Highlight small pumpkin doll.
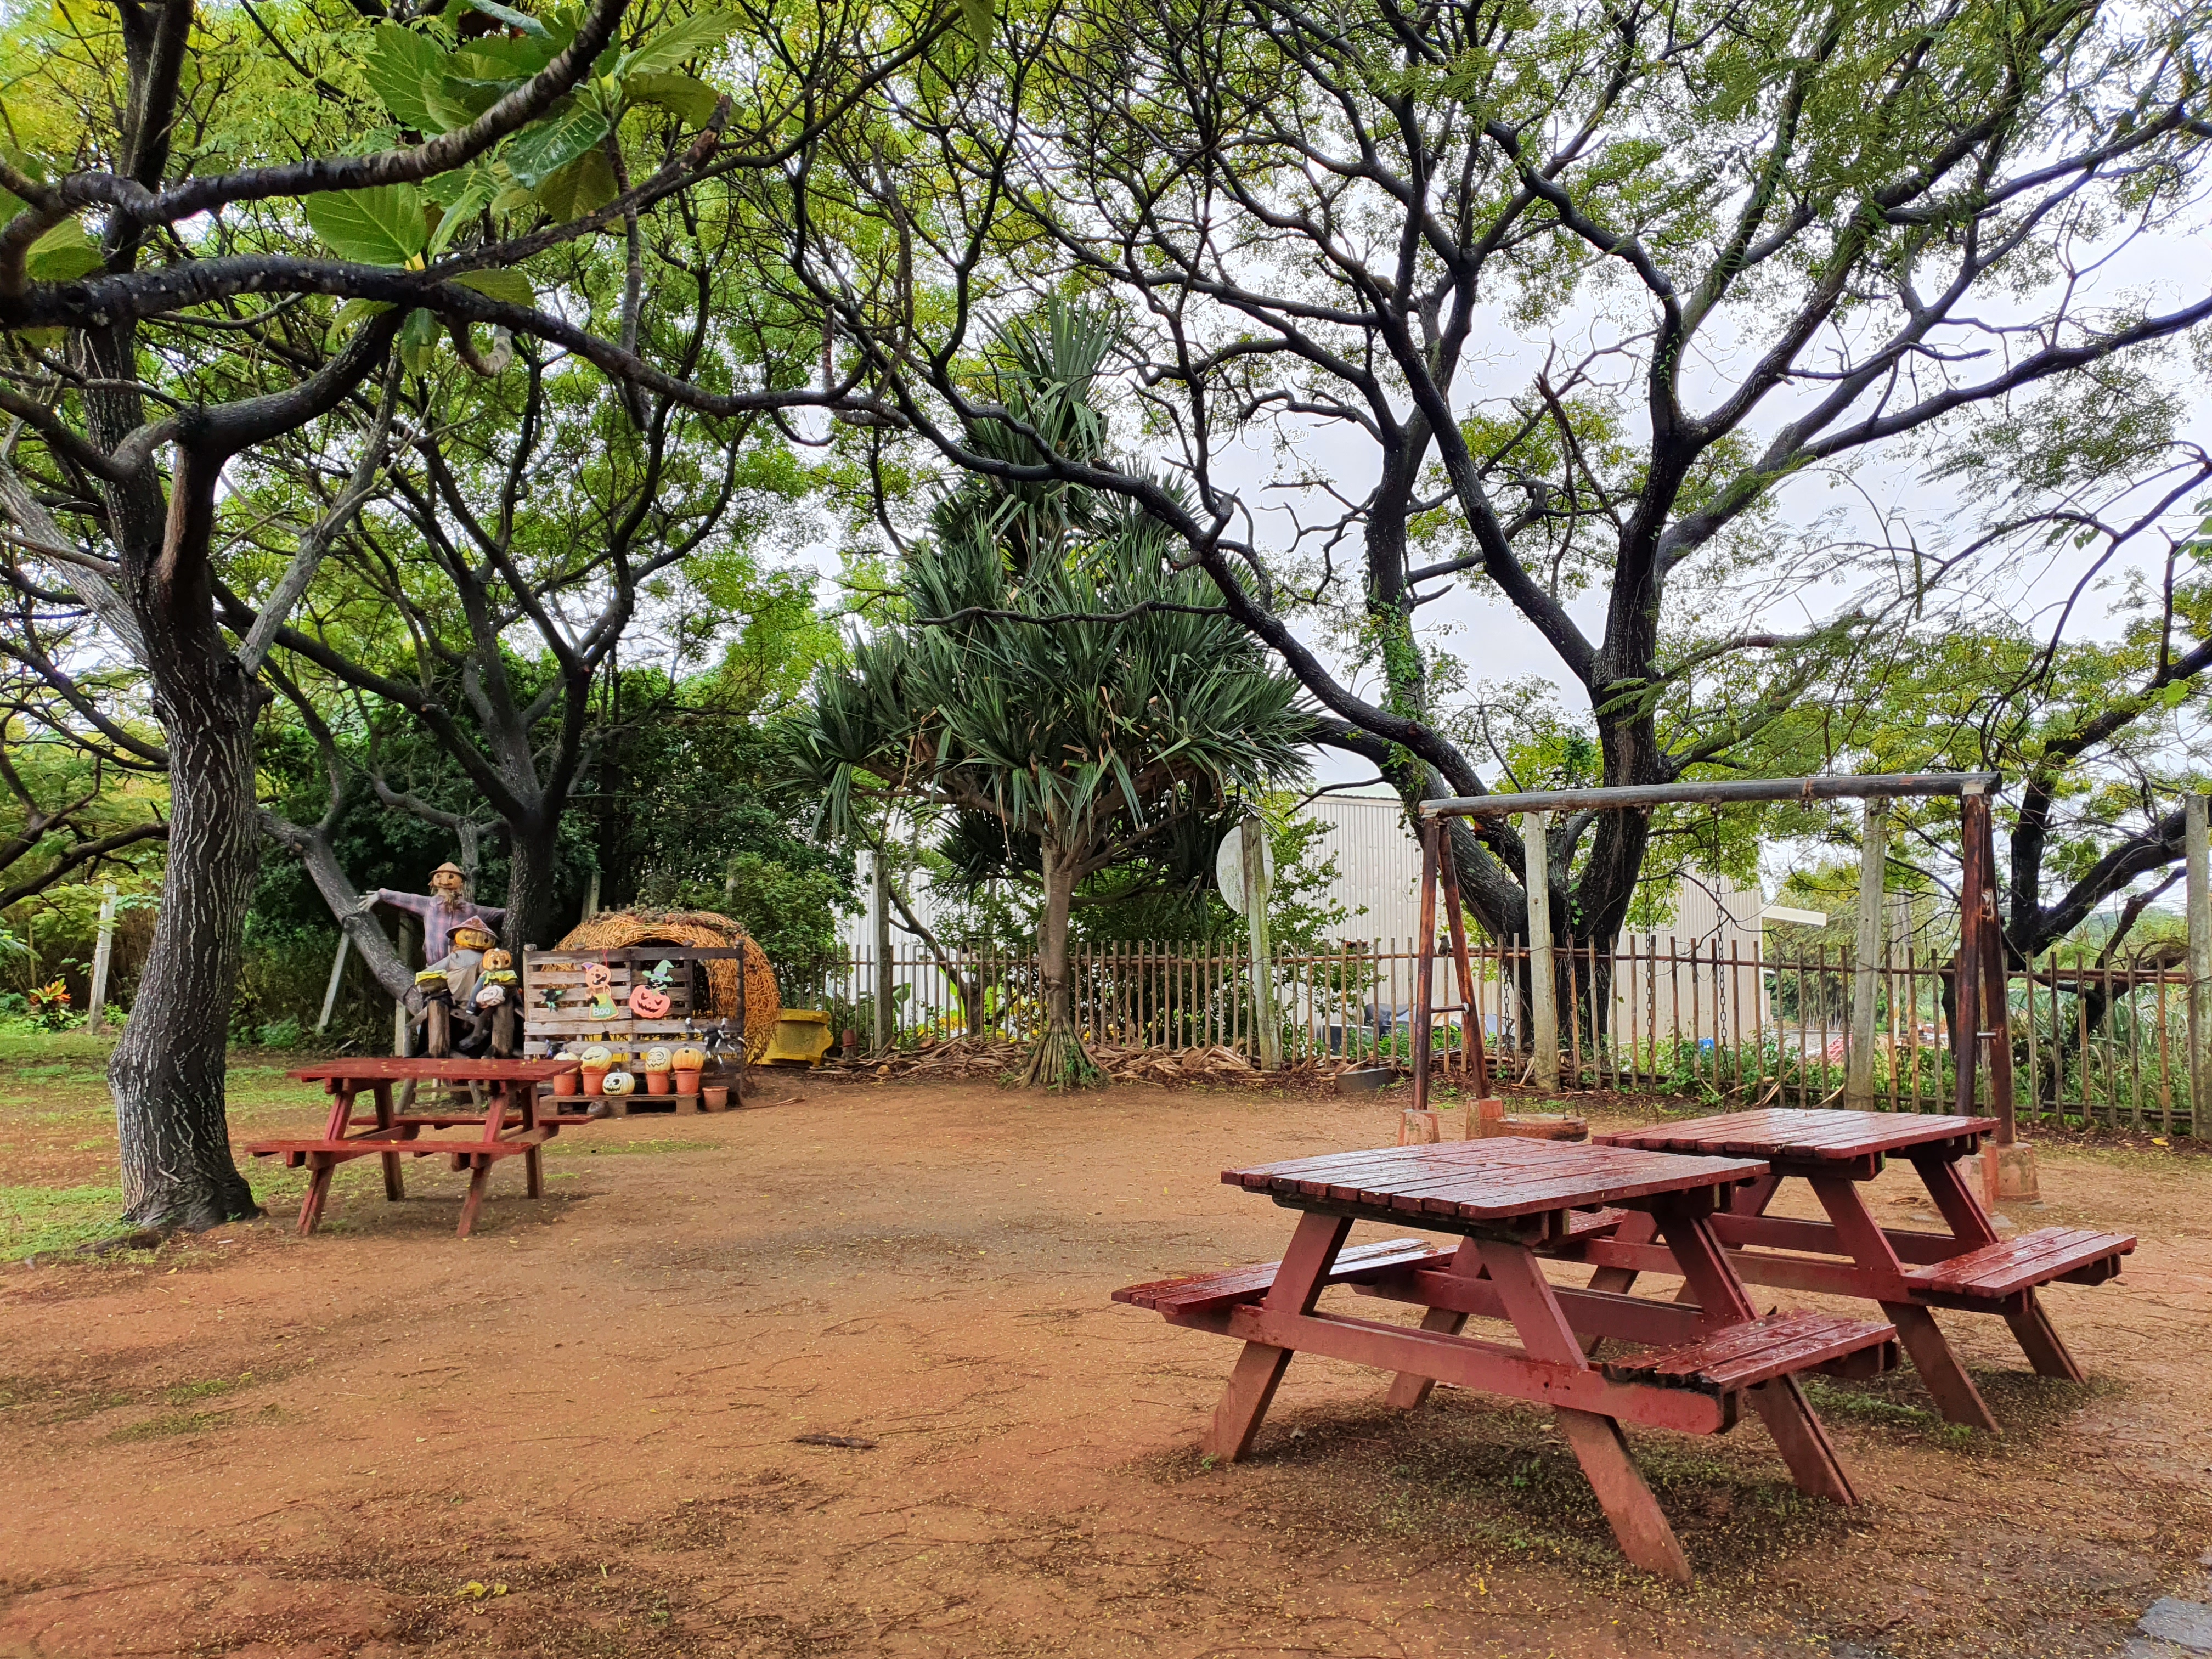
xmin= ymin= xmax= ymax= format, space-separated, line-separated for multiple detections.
xmin=582 ymin=960 xmax=618 ymax=1020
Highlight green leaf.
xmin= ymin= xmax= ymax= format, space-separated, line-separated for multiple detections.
xmin=533 ymin=146 xmax=617 ymax=219
xmin=625 ymin=70 xmax=718 ymax=127
xmin=425 ymin=171 xmax=495 ymax=256
xmin=363 ymin=25 xmax=448 ymax=132
xmin=459 ymin=0 xmax=549 ymax=37
xmin=334 ymin=298 xmax=395 ymax=327
xmin=25 ymin=219 xmax=103 ymax=281
xmin=959 ymin=0 xmax=992 ymax=47
xmin=426 ymin=72 xmax=511 ymax=132
xmin=503 ymin=97 xmax=611 ymax=189
xmin=617 ymin=10 xmax=736 ymax=78
xmin=453 ymin=33 xmax=562 ymax=78
xmin=399 ymin=307 xmax=442 ymax=375
xmin=304 ymin=184 xmax=428 ymax=266
xmin=451 ymin=267 xmax=534 ymax=307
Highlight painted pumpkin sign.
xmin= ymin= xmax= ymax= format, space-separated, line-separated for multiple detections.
xmin=628 ymin=984 xmax=672 ymax=1019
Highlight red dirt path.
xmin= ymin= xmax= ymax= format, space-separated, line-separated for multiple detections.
xmin=4 ymin=1076 xmax=2211 ymax=1658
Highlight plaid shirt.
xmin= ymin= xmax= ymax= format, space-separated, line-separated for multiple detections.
xmin=373 ymin=889 xmax=507 ymax=963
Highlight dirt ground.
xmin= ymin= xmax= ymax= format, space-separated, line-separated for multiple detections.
xmin=4 ymin=1056 xmax=2211 ymax=1659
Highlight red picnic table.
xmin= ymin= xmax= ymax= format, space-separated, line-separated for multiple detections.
xmin=1579 ymin=1109 xmax=2135 ymax=1431
xmin=247 ymin=1058 xmax=583 ymax=1239
xmin=1115 ymin=1138 xmax=1900 ymax=1581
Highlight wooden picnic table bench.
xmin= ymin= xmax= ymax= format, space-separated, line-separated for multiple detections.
xmin=1114 ymin=1138 xmax=1898 ymax=1581
xmin=247 ymin=1057 xmax=583 ymax=1239
xmin=1583 ymin=1109 xmax=2135 ymax=1431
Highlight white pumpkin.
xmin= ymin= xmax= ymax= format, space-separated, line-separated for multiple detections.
xmin=642 ymin=1045 xmax=673 ymax=1073
xmin=601 ymin=1069 xmax=637 ymax=1097
xmin=580 ymin=1045 xmax=613 ymax=1067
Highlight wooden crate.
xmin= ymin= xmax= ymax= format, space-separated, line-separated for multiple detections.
xmin=520 ymin=947 xmax=749 ymax=1075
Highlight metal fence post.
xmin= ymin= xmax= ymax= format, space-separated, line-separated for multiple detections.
xmin=873 ymin=852 xmax=893 ymax=1054
xmin=1844 ymin=798 xmax=1889 ymax=1108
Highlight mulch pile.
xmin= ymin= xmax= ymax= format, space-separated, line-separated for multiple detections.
xmin=808 ymin=1035 xmax=1395 ymax=1094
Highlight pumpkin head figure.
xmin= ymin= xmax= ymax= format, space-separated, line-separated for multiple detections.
xmin=628 ymin=984 xmax=672 ymax=1019
xmin=481 ymin=947 xmax=512 ymax=973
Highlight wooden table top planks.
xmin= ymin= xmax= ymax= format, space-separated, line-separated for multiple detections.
xmin=1595 ymin=1107 xmax=1996 ymax=1164
xmin=1223 ymin=1138 xmax=1770 ymax=1224
xmin=286 ymin=1057 xmax=578 ymax=1085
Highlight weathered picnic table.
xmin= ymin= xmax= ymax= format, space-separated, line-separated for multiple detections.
xmin=1582 ymin=1109 xmax=2135 ymax=1431
xmin=246 ymin=1057 xmax=582 ymax=1239
xmin=1115 ymin=1138 xmax=1900 ymax=1581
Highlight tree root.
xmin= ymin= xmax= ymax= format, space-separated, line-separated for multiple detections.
xmin=1018 ymin=1024 xmax=1103 ymax=1091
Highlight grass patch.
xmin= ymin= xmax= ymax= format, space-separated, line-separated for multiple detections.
xmin=165 ymin=1373 xmax=252 ymax=1406
xmin=0 ymin=1183 xmax=126 ymax=1261
xmin=110 ymin=1408 xmax=234 ymax=1442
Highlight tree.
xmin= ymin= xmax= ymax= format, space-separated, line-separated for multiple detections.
xmin=0 ymin=0 xmax=952 ymax=1229
xmin=783 ymin=307 xmax=1311 ymax=1085
xmin=772 ymin=0 xmax=2212 ymax=988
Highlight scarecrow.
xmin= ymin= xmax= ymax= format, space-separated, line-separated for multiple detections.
xmin=358 ymin=861 xmax=507 ymax=1006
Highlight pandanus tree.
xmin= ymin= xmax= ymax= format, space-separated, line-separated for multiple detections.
xmin=786 ymin=311 xmax=1310 ymax=1086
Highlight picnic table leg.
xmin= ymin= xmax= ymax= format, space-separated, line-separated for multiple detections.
xmin=1911 ymin=1152 xmax=2084 ymax=1381
xmin=1386 ymin=1236 xmax=1484 ymax=1408
xmin=1475 ymin=1234 xmax=1691 ymax=1582
xmin=297 ymin=1153 xmax=336 ymax=1235
xmin=372 ymin=1082 xmax=404 ymax=1201
xmin=456 ymin=1156 xmax=491 ymax=1239
xmin=1652 ymin=1196 xmax=1859 ymax=1506
xmin=2001 ymin=1291 xmax=2084 ymax=1381
xmin=1201 ymin=1211 xmax=1350 ymax=1462
xmin=1810 ymin=1173 xmax=1998 ymax=1432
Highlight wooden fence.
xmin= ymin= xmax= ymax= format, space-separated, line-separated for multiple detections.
xmin=784 ymin=936 xmax=2199 ymax=1133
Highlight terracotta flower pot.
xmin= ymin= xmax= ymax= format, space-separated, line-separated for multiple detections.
xmin=701 ymin=1085 xmax=730 ymax=1112
xmin=582 ymin=1065 xmax=610 ymax=1097
xmin=553 ymin=1069 xmax=582 ymax=1098
xmin=674 ymin=1068 xmax=701 ymax=1094
xmin=646 ymin=1070 xmax=673 ymax=1096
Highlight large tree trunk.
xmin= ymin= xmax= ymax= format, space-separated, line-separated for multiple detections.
xmin=105 ymin=451 xmax=261 ymax=1230
xmin=503 ymin=810 xmax=566 ymax=951
xmin=1020 ymin=836 xmax=1099 ymax=1089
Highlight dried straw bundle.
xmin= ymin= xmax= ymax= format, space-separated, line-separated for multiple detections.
xmin=554 ymin=909 xmax=781 ymax=1059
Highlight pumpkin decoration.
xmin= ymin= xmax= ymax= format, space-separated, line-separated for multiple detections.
xmin=671 ymin=1045 xmax=707 ymax=1073
xmin=601 ymin=1068 xmax=637 ymax=1097
xmin=452 ymin=920 xmax=498 ymax=953
xmin=481 ymin=947 xmax=513 ymax=973
xmin=642 ymin=1046 xmax=673 ymax=1073
xmin=578 ymin=1043 xmax=613 ymax=1096
xmin=628 ymin=983 xmax=672 ymax=1019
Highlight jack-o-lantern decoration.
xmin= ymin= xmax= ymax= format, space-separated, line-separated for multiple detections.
xmin=481 ymin=947 xmax=512 ymax=973
xmin=601 ymin=1069 xmax=636 ymax=1097
xmin=642 ymin=1046 xmax=673 ymax=1073
xmin=452 ymin=921 xmax=497 ymax=953
xmin=628 ymin=984 xmax=672 ymax=1019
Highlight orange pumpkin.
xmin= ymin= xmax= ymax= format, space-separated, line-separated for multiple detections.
xmin=628 ymin=984 xmax=672 ymax=1019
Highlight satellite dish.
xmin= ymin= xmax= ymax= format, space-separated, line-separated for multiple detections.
xmin=1214 ymin=825 xmax=1276 ymax=916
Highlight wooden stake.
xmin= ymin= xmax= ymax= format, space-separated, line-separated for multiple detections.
xmin=1844 ymin=798 xmax=1889 ymax=1109
xmin=2189 ymin=794 xmax=2210 ymax=1128
xmin=1243 ymin=815 xmax=1281 ymax=1070
xmin=1525 ymin=811 xmax=1558 ymax=1090
xmin=316 ymin=929 xmax=351 ymax=1034
xmin=87 ymin=883 xmax=116 ymax=1029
